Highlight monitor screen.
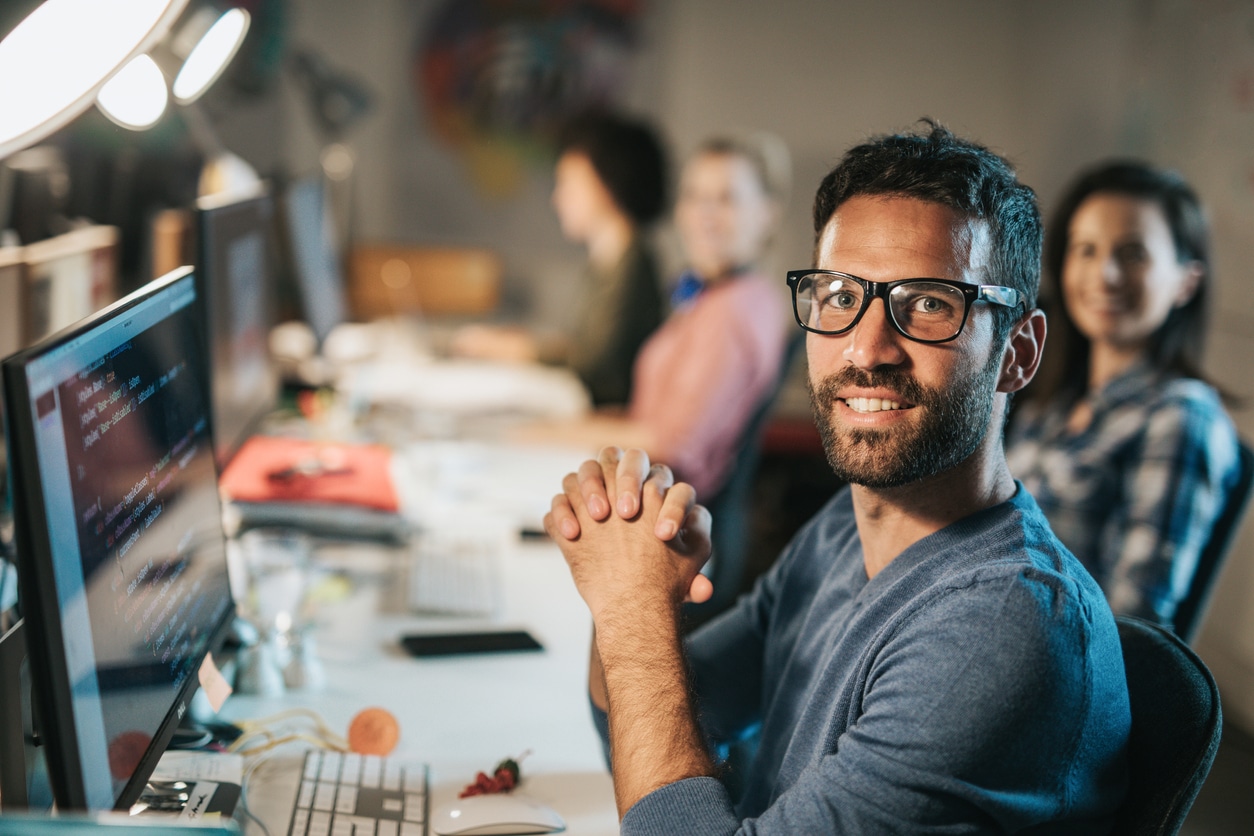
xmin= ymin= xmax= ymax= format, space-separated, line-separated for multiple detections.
xmin=281 ymin=176 xmax=347 ymax=344
xmin=1 ymin=268 xmax=234 ymax=811
xmin=195 ymin=189 xmax=279 ymax=468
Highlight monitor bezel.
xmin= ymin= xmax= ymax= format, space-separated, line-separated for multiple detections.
xmin=1 ymin=266 xmax=236 ymax=811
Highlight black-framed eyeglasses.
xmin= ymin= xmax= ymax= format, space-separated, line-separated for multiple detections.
xmin=786 ymin=270 xmax=1024 ymax=344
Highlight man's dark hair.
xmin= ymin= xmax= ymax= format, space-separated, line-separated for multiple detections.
xmin=812 ymin=120 xmax=1041 ymax=342
xmin=1033 ymin=159 xmax=1215 ymax=406
xmin=558 ymin=111 xmax=668 ymax=227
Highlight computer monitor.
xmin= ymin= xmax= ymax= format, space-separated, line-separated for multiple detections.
xmin=1 ymin=267 xmax=235 ymax=811
xmin=280 ymin=175 xmax=348 ymax=345
xmin=194 ymin=188 xmax=280 ymax=468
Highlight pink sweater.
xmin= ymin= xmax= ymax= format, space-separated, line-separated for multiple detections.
xmin=629 ymin=273 xmax=788 ymax=498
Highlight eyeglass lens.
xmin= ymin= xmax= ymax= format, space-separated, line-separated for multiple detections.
xmin=795 ymin=273 xmax=968 ymax=341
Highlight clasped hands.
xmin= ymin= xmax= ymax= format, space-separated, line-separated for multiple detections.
xmin=543 ymin=447 xmax=714 ymax=620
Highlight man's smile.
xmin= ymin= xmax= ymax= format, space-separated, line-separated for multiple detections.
xmin=842 ymin=396 xmax=906 ymax=414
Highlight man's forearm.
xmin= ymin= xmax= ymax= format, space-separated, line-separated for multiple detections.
xmin=589 ymin=630 xmax=609 ymax=712
xmin=596 ymin=606 xmax=716 ymax=817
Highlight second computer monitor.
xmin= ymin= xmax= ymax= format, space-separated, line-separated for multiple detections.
xmin=194 ymin=188 xmax=280 ymax=469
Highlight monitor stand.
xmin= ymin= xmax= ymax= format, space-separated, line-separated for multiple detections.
xmin=0 ymin=619 xmax=53 ymax=811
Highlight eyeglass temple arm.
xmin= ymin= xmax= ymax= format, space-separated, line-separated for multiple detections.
xmin=978 ymin=285 xmax=1023 ymax=309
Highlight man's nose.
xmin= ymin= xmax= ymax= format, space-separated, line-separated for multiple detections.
xmin=842 ymin=298 xmax=907 ymax=368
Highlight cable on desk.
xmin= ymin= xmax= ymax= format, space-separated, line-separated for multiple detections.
xmin=227 ymin=707 xmax=349 ymax=758
xmin=235 ymin=773 xmax=273 ymax=836
xmin=235 ymin=745 xmax=293 ymax=836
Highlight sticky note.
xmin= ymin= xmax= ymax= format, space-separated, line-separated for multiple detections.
xmin=198 ymin=652 xmax=233 ymax=713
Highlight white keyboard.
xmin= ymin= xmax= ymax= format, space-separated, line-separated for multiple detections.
xmin=407 ymin=527 xmax=502 ymax=616
xmin=287 ymin=749 xmax=429 ymax=836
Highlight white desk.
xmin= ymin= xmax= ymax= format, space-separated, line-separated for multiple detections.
xmin=224 ymin=446 xmax=619 ymax=835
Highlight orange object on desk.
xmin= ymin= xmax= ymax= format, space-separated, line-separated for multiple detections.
xmin=219 ymin=436 xmax=399 ymax=512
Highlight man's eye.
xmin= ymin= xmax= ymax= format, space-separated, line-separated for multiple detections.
xmin=826 ymin=291 xmax=859 ymax=310
xmin=907 ymin=294 xmax=952 ymax=315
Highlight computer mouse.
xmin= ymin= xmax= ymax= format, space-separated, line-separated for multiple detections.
xmin=430 ymin=793 xmax=567 ymax=835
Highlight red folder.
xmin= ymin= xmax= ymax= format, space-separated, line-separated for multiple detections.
xmin=218 ymin=436 xmax=399 ymax=513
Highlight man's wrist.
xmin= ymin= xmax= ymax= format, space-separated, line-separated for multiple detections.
xmin=594 ymin=600 xmax=682 ymax=656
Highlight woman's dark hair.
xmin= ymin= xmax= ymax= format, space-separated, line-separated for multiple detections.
xmin=1033 ymin=160 xmax=1214 ymax=405
xmin=812 ymin=119 xmax=1041 ymax=344
xmin=557 ymin=111 xmax=668 ymax=227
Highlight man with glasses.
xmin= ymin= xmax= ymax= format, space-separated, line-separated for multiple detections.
xmin=544 ymin=123 xmax=1130 ymax=833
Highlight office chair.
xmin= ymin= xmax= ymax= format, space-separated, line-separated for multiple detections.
xmin=686 ymin=333 xmax=805 ymax=626
xmin=1173 ymin=439 xmax=1254 ymax=642
xmin=1111 ymin=614 xmax=1222 ymax=835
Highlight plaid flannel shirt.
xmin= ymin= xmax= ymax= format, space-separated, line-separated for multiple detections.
xmin=1007 ymin=363 xmax=1241 ymax=627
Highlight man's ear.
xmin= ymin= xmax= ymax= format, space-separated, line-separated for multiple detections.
xmin=997 ymin=308 xmax=1047 ymax=394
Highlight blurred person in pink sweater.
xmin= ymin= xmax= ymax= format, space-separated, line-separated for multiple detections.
xmin=519 ymin=135 xmax=790 ymax=499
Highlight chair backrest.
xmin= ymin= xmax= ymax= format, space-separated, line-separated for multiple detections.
xmin=686 ymin=332 xmax=804 ymax=625
xmin=1111 ymin=614 xmax=1222 ymax=835
xmin=1173 ymin=440 xmax=1254 ymax=642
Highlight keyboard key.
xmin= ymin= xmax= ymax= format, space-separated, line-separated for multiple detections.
xmin=304 ymin=753 xmax=322 ymax=781
xmin=308 ymin=811 xmax=332 ymax=836
xmin=335 ymin=785 xmax=359 ymax=814
xmin=313 ymin=782 xmax=337 ymax=812
xmin=376 ymin=823 xmax=398 ymax=836
xmin=382 ymin=761 xmax=402 ymax=792
xmin=290 ymin=808 xmax=310 ymax=836
xmin=297 ymin=780 xmax=316 ymax=810
xmin=400 ymin=824 xmax=423 ymax=836
xmin=342 ymin=753 xmax=363 ymax=784
xmin=403 ymin=768 xmax=425 ymax=793
xmin=403 ymin=793 xmax=424 ymax=822
xmin=360 ymin=756 xmax=381 ymax=788
xmin=320 ymin=752 xmax=344 ymax=783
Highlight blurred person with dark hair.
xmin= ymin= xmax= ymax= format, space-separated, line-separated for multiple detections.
xmin=1007 ymin=160 xmax=1241 ymax=628
xmin=541 ymin=122 xmax=1129 ymax=834
xmin=516 ymin=135 xmax=789 ymax=499
xmin=453 ymin=111 xmax=666 ymax=406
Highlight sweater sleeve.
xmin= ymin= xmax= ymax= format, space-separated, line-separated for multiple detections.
xmin=1100 ymin=387 xmax=1239 ymax=625
xmin=622 ymin=568 xmax=1129 ymax=835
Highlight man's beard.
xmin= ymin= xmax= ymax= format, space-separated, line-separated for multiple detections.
xmin=808 ymin=351 xmax=1001 ymax=489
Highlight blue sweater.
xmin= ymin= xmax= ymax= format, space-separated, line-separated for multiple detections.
xmin=611 ymin=485 xmax=1130 ymax=834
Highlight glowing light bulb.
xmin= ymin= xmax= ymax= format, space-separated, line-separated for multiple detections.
xmin=172 ymin=8 xmax=249 ymax=104
xmin=96 ymin=54 xmax=168 ymax=130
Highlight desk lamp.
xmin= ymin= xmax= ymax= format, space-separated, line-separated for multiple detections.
xmin=88 ymin=2 xmax=258 ymax=201
xmin=94 ymin=3 xmax=251 ymax=130
xmin=0 ymin=0 xmax=188 ymax=159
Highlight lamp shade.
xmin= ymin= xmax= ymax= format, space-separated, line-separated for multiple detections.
xmin=0 ymin=0 xmax=188 ymax=158
xmin=171 ymin=6 xmax=250 ymax=105
xmin=96 ymin=53 xmax=169 ymax=130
